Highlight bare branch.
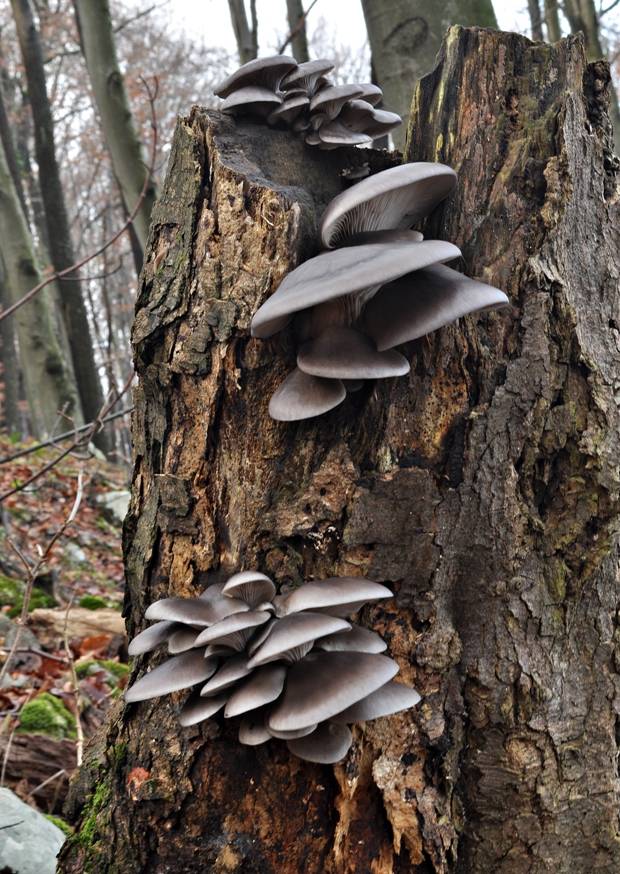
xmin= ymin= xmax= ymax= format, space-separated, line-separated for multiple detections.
xmin=278 ymin=0 xmax=320 ymax=54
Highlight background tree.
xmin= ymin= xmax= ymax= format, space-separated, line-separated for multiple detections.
xmin=58 ymin=26 xmax=620 ymax=873
xmin=527 ymin=0 xmax=544 ymax=40
xmin=360 ymin=0 xmax=498 ymax=149
xmin=11 ymin=0 xmax=107 ymax=443
xmin=227 ymin=0 xmax=258 ymax=64
xmin=285 ymin=0 xmax=311 ymax=61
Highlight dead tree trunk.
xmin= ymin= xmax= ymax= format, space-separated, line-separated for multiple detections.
xmin=59 ymin=27 xmax=620 ymax=874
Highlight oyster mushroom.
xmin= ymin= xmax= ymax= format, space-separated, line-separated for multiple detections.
xmin=287 ymin=722 xmax=353 ymax=764
xmin=268 ymin=369 xmax=346 ymax=422
xmin=309 ymin=83 xmax=365 ymax=121
xmin=246 ymin=611 xmax=351 ymax=667
xmin=125 ymin=651 xmax=219 ymax=702
xmin=215 ymin=55 xmax=297 ymax=98
xmin=221 ymin=86 xmax=283 ymax=117
xmin=281 ymin=59 xmax=334 ymax=94
xmin=222 ymin=571 xmax=276 ymax=608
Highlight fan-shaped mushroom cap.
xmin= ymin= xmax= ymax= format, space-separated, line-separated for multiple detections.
xmin=342 ymin=229 xmax=423 ymax=247
xmin=320 ymin=163 xmax=458 ymax=249
xmin=310 ymin=83 xmax=364 ymax=119
xmin=365 ymin=263 xmax=510 ymax=351
xmin=275 ymin=577 xmax=392 ymax=617
xmin=331 ymin=680 xmax=421 ymax=723
xmin=318 ymin=120 xmax=372 ymax=147
xmin=128 ymin=620 xmax=175 ymax=656
xmin=238 ymin=713 xmax=271 ymax=745
xmin=224 ymin=664 xmax=287 ymax=717
xmin=339 ymin=99 xmax=376 ymax=131
xmin=268 ymin=651 xmax=398 ymax=731
xmin=179 ymin=692 xmax=228 ymax=727
xmin=215 ymin=55 xmax=297 ymax=98
xmin=222 ymin=571 xmax=276 ymax=608
xmin=268 ymin=368 xmax=346 ymax=422
xmin=297 ymin=325 xmax=409 ymax=380
xmin=125 ymin=652 xmax=219 ymax=703
xmin=287 ymin=721 xmax=353 ymax=763
xmin=250 ymin=239 xmax=461 ymax=339
xmin=355 ymin=83 xmax=383 ymax=106
xmin=221 ymin=86 xmax=283 ymax=116
xmin=145 ymin=595 xmax=249 ymax=626
xmin=317 ymin=625 xmax=387 ymax=653
xmin=168 ymin=626 xmax=201 ymax=654
xmin=247 ymin=612 xmax=351 ymax=668
xmin=268 ymin=723 xmax=317 ymax=739
xmin=200 ymin=653 xmax=252 ymax=696
xmin=281 ymin=59 xmax=334 ymax=94
xmin=268 ymin=93 xmax=309 ymax=125
xmin=194 ymin=610 xmax=271 ymax=649
xmin=361 ymin=108 xmax=402 ymax=139
xmin=247 ymin=617 xmax=276 ymax=656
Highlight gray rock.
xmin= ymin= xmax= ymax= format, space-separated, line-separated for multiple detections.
xmin=96 ymin=490 xmax=130 ymax=525
xmin=0 ymin=787 xmax=65 ymax=873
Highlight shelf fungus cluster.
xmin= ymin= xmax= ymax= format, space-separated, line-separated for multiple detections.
xmin=125 ymin=571 xmax=420 ymax=764
xmin=214 ymin=55 xmax=401 ymax=148
xmin=251 ymin=163 xmax=510 ymax=421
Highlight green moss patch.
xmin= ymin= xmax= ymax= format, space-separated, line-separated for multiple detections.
xmin=76 ymin=659 xmax=129 ymax=685
xmin=45 ymin=813 xmax=74 ymax=836
xmin=0 ymin=574 xmax=56 ymax=617
xmin=18 ymin=692 xmax=77 ymax=739
xmin=78 ymin=594 xmax=109 ymax=610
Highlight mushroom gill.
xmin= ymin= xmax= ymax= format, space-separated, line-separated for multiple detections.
xmin=125 ymin=571 xmax=419 ymax=764
xmin=214 ymin=54 xmax=403 ymax=148
xmin=250 ymin=163 xmax=510 ymax=421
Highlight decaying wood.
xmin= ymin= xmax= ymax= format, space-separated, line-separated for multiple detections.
xmin=0 ymin=734 xmax=74 ymax=811
xmin=59 ymin=27 xmax=620 ymax=874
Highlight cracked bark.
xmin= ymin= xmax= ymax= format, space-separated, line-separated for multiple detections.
xmin=59 ymin=27 xmax=620 ymax=874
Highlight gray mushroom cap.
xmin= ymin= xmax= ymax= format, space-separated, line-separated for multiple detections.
xmin=331 ymin=680 xmax=421 ymax=723
xmin=268 ymin=723 xmax=317 ymax=739
xmin=268 ymin=93 xmax=309 ymax=125
xmin=238 ymin=713 xmax=271 ymax=745
xmin=268 ymin=368 xmax=346 ymax=422
xmin=247 ymin=611 xmax=351 ymax=668
xmin=297 ymin=325 xmax=410 ymax=380
xmin=250 ymin=239 xmax=461 ymax=339
xmin=320 ymin=163 xmax=458 ymax=249
xmin=224 ymin=664 xmax=287 ymax=717
xmin=127 ymin=620 xmax=175 ymax=656
xmin=276 ymin=577 xmax=392 ymax=616
xmin=179 ymin=692 xmax=228 ymax=726
xmin=215 ymin=55 xmax=297 ymax=97
xmin=281 ymin=59 xmax=334 ymax=93
xmin=268 ymin=651 xmax=399 ymax=731
xmin=309 ymin=83 xmax=364 ymax=119
xmin=145 ymin=595 xmax=249 ymax=626
xmin=222 ymin=571 xmax=276 ymax=608
xmin=287 ymin=721 xmax=353 ymax=764
xmin=356 ymin=83 xmax=383 ymax=106
xmin=167 ymin=626 xmax=201 ymax=654
xmin=200 ymin=653 xmax=252 ymax=696
xmin=194 ymin=610 xmax=271 ymax=649
xmin=341 ymin=229 xmax=424 ymax=247
xmin=221 ymin=86 xmax=283 ymax=116
xmin=317 ymin=625 xmax=387 ymax=653
xmin=364 ymin=263 xmax=510 ymax=351
xmin=318 ymin=120 xmax=372 ymax=147
xmin=125 ymin=651 xmax=219 ymax=703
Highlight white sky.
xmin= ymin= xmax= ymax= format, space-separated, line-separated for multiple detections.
xmin=165 ymin=0 xmax=530 ymax=58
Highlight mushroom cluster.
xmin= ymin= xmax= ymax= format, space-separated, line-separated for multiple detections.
xmin=251 ymin=163 xmax=510 ymax=421
xmin=125 ymin=571 xmax=419 ymax=764
xmin=215 ymin=55 xmax=401 ymax=148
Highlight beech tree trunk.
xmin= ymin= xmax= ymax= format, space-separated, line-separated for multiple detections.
xmin=286 ymin=0 xmax=310 ymax=62
xmin=227 ymin=0 xmax=258 ymax=65
xmin=361 ymin=0 xmax=497 ymax=149
xmin=59 ymin=27 xmax=620 ymax=874
xmin=545 ymin=0 xmax=562 ymax=41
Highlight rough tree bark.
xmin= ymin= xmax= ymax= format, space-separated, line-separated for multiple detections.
xmin=361 ymin=0 xmax=498 ymax=150
xmin=59 ymin=27 xmax=620 ymax=874
xmin=73 ymin=0 xmax=157 ymax=256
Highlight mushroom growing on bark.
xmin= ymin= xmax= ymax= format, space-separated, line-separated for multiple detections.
xmin=251 ymin=163 xmax=510 ymax=421
xmin=215 ymin=54 xmax=403 ymax=148
xmin=126 ymin=571 xmax=419 ymax=764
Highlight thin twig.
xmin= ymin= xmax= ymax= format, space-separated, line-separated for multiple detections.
xmin=63 ymin=594 xmax=84 ymax=767
xmin=0 ymin=647 xmax=69 ymax=663
xmin=278 ymin=0 xmax=320 ymax=54
xmin=0 ymin=406 xmax=133 ymax=465
xmin=0 ymin=76 xmax=159 ymax=325
xmin=0 ymin=473 xmax=84 ymax=684
xmin=27 ymin=768 xmax=67 ymax=799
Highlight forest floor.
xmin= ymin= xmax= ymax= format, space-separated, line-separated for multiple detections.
xmin=0 ymin=437 xmax=129 ymax=831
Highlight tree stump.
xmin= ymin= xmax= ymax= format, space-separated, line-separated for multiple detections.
xmin=59 ymin=27 xmax=620 ymax=874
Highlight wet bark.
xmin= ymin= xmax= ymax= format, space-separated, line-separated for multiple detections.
xmin=59 ymin=27 xmax=620 ymax=874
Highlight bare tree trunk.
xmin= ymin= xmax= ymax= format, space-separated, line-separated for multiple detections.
xmin=12 ymin=0 xmax=112 ymax=441
xmin=59 ymin=27 xmax=620 ymax=874
xmin=286 ymin=0 xmax=310 ymax=62
xmin=0 ymin=137 xmax=79 ymax=438
xmin=564 ymin=0 xmax=620 ymax=149
xmin=528 ymin=0 xmax=544 ymax=40
xmin=545 ymin=0 xmax=562 ymax=40
xmin=227 ymin=0 xmax=258 ymax=64
xmin=0 ymin=270 xmax=21 ymax=434
xmin=73 ymin=0 xmax=157 ymax=255
xmin=361 ymin=0 xmax=497 ymax=150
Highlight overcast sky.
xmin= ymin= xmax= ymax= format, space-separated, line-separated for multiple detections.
xmin=166 ymin=0 xmax=530 ymax=59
